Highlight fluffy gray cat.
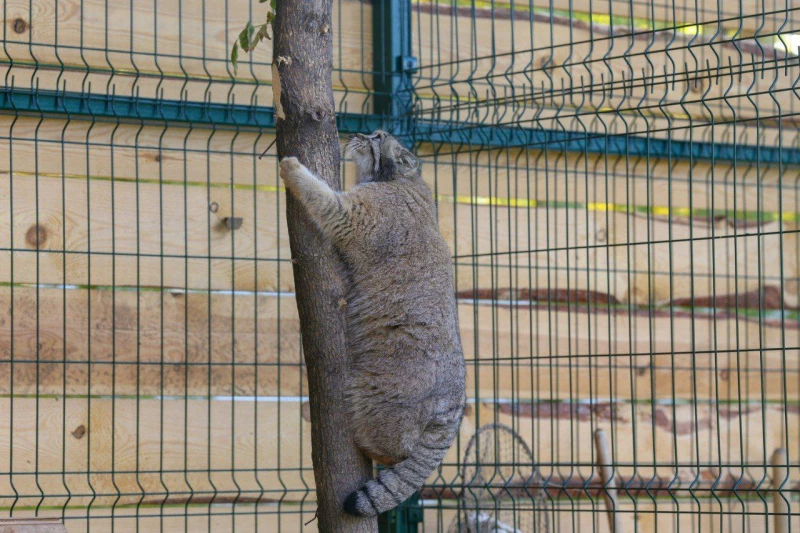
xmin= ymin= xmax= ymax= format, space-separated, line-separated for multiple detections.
xmin=279 ymin=130 xmax=466 ymax=517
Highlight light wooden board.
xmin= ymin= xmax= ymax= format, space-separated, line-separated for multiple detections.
xmin=0 ymin=172 xmax=295 ymax=291
xmin=0 ymin=397 xmax=796 ymax=508
xmin=0 ymin=116 xmax=281 ymax=187
xmin=0 ymin=398 xmax=314 ymax=511
xmin=468 ymin=400 xmax=800 ymax=481
xmin=3 ymin=114 xmax=796 ymax=202
xmin=2 ymin=286 xmax=798 ymax=400
xmin=1 ymin=114 xmax=795 ymax=212
xmin=3 ymin=511 xmax=320 ymax=533
xmin=2 ymin=151 xmax=797 ymax=301
xmin=462 ymin=306 xmax=800 ymax=402
xmin=441 ymin=204 xmax=799 ymax=304
xmin=0 ymin=287 xmax=305 ymax=397
xmin=0 ymin=518 xmax=67 ymax=533
xmin=610 ymin=212 xmax=799 ymax=305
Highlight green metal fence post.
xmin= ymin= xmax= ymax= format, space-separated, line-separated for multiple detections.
xmin=375 ymin=466 xmax=423 ymax=533
xmin=377 ymin=493 xmax=424 ymax=533
xmin=372 ymin=4 xmax=419 ymax=527
xmin=372 ymin=0 xmax=417 ymax=128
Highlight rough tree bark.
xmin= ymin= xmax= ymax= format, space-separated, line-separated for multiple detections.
xmin=272 ymin=1 xmax=377 ymax=531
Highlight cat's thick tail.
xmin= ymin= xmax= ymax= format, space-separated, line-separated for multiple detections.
xmin=343 ymin=424 xmax=457 ymax=517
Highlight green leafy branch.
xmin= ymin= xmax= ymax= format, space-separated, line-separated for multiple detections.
xmin=231 ymin=0 xmax=277 ymax=76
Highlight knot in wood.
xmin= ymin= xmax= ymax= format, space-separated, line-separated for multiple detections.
xmin=72 ymin=425 xmax=86 ymax=440
xmin=12 ymin=18 xmax=28 ymax=34
xmin=25 ymin=224 xmax=48 ymax=249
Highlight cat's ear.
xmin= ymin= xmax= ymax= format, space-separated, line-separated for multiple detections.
xmin=398 ymin=151 xmax=419 ymax=174
xmin=388 ymin=142 xmax=419 ymax=175
xmin=398 ymin=148 xmax=419 ymax=168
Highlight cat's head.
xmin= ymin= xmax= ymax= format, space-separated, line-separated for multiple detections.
xmin=344 ymin=130 xmax=420 ymax=184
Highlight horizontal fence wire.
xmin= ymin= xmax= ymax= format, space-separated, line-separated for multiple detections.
xmin=0 ymin=0 xmax=799 ymax=532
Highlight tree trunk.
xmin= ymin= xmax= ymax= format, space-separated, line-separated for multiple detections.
xmin=272 ymin=1 xmax=377 ymax=531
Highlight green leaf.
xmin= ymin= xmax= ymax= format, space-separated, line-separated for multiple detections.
xmin=247 ymin=21 xmax=256 ymax=48
xmin=250 ymin=24 xmax=266 ymax=48
xmin=259 ymin=0 xmax=268 ymax=3
xmin=270 ymin=0 xmax=277 ymax=10
xmin=266 ymin=11 xmax=275 ymax=25
xmin=231 ymin=42 xmax=239 ymax=76
xmin=239 ymin=21 xmax=255 ymax=51
xmin=238 ymin=27 xmax=249 ymax=51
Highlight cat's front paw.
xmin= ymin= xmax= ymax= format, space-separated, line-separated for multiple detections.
xmin=280 ymin=157 xmax=304 ymax=179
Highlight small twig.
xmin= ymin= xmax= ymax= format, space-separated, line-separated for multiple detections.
xmin=258 ymin=137 xmax=278 ymax=159
xmin=304 ymin=509 xmax=318 ymax=526
xmin=595 ymin=429 xmax=623 ymax=533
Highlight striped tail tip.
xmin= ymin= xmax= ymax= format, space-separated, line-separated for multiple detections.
xmin=343 ymin=490 xmax=374 ymax=517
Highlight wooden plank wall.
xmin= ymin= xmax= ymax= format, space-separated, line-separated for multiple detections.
xmin=2 ymin=0 xmax=799 ymax=531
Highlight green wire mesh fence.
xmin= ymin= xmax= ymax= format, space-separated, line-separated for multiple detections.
xmin=0 ymin=0 xmax=798 ymax=531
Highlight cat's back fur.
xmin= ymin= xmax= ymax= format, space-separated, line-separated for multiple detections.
xmin=279 ymin=131 xmax=466 ymax=517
